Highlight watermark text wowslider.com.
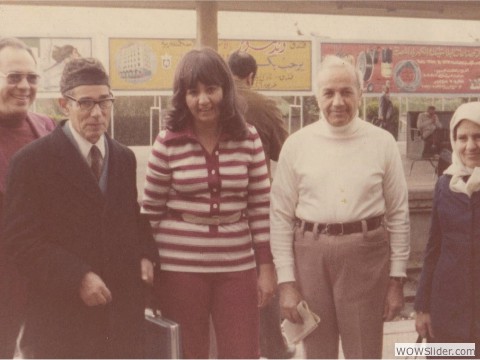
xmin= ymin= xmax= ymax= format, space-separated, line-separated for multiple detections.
xmin=395 ymin=343 xmax=475 ymax=357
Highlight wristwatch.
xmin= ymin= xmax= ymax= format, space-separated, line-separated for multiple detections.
xmin=390 ymin=276 xmax=407 ymax=285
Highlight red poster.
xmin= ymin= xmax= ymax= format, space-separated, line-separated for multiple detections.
xmin=319 ymin=42 xmax=480 ymax=95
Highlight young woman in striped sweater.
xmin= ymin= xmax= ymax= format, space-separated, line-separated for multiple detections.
xmin=141 ymin=47 xmax=276 ymax=359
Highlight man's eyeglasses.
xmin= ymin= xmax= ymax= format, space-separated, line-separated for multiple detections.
xmin=0 ymin=71 xmax=41 ymax=85
xmin=65 ymin=95 xmax=115 ymax=112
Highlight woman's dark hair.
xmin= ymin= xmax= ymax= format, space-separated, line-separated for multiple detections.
xmin=166 ymin=47 xmax=248 ymax=139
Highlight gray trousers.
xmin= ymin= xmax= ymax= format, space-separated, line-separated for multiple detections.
xmin=294 ymin=223 xmax=390 ymax=359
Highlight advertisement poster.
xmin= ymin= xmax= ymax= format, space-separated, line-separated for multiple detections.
xmin=22 ymin=37 xmax=93 ymax=92
xmin=109 ymin=38 xmax=312 ymax=92
xmin=319 ymin=41 xmax=480 ymax=95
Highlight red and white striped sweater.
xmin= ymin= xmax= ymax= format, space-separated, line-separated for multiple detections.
xmin=141 ymin=124 xmax=272 ymax=273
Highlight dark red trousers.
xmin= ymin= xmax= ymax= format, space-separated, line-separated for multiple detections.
xmin=156 ymin=269 xmax=259 ymax=359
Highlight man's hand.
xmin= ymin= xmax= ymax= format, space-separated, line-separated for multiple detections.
xmin=141 ymin=258 xmax=155 ymax=285
xmin=415 ymin=312 xmax=434 ymax=339
xmin=383 ymin=278 xmax=405 ymax=321
xmin=79 ymin=271 xmax=112 ymax=306
xmin=279 ymin=282 xmax=304 ymax=324
xmin=257 ymin=263 xmax=277 ymax=308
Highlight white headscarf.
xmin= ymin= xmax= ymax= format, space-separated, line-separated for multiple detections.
xmin=443 ymin=101 xmax=480 ymax=197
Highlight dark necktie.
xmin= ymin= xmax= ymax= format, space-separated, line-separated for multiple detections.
xmin=90 ymin=145 xmax=102 ymax=181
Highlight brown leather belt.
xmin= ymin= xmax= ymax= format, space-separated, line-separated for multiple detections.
xmin=297 ymin=215 xmax=383 ymax=236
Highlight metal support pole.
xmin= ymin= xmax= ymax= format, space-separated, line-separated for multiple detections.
xmin=149 ymin=95 xmax=162 ymax=146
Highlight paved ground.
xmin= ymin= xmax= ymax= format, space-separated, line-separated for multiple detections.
xmin=130 ymin=140 xmax=433 ymax=360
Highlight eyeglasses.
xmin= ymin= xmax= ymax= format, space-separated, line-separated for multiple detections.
xmin=0 ymin=71 xmax=40 ymax=85
xmin=65 ymin=95 xmax=115 ymax=112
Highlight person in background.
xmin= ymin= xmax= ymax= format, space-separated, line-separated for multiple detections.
xmin=378 ymin=85 xmax=395 ymax=138
xmin=417 ymin=105 xmax=443 ymax=156
xmin=227 ymin=50 xmax=288 ymax=175
xmin=0 ymin=37 xmax=55 ymax=359
xmin=2 ymin=57 xmax=158 ymax=358
xmin=141 ymin=47 xmax=276 ymax=359
xmin=227 ymin=50 xmax=292 ymax=359
xmin=270 ymin=55 xmax=410 ymax=359
xmin=415 ymin=102 xmax=480 ymax=359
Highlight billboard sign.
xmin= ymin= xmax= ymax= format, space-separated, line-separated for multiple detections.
xmin=109 ymin=38 xmax=312 ymax=93
xmin=318 ymin=41 xmax=480 ymax=95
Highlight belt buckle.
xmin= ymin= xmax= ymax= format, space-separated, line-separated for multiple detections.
xmin=322 ymin=223 xmax=344 ymax=236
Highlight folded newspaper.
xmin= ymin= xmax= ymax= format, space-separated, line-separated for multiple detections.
xmin=281 ymin=300 xmax=321 ymax=344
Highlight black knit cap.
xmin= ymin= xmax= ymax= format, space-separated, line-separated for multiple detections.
xmin=60 ymin=57 xmax=110 ymax=95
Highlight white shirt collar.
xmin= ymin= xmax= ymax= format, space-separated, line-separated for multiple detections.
xmin=67 ymin=121 xmax=105 ymax=160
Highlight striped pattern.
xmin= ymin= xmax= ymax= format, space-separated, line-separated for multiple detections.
xmin=141 ymin=124 xmax=272 ymax=273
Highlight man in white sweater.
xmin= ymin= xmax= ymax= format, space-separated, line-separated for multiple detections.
xmin=270 ymin=55 xmax=410 ymax=359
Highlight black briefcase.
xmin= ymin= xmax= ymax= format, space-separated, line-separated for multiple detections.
xmin=145 ymin=309 xmax=182 ymax=359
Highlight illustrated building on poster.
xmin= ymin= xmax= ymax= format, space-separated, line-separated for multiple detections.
xmin=116 ymin=42 xmax=156 ymax=83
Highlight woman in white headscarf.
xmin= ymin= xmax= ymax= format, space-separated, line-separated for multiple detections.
xmin=414 ymin=101 xmax=480 ymax=358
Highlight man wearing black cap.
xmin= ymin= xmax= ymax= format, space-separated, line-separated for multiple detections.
xmin=2 ymin=57 xmax=159 ymax=358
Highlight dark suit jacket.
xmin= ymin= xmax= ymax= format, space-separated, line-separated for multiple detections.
xmin=2 ymin=122 xmax=158 ymax=358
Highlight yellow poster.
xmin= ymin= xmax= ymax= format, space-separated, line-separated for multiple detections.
xmin=109 ymin=38 xmax=311 ymax=92
xmin=109 ymin=38 xmax=195 ymax=91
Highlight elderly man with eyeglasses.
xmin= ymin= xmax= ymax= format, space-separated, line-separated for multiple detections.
xmin=0 ymin=37 xmax=55 ymax=359
xmin=2 ymin=57 xmax=159 ymax=358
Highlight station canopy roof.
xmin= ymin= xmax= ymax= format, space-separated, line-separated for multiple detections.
xmin=4 ymin=1 xmax=480 ymax=21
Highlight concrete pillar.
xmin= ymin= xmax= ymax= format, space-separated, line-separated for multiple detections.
xmin=196 ymin=1 xmax=218 ymax=50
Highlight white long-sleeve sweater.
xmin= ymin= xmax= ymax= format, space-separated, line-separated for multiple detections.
xmin=270 ymin=116 xmax=410 ymax=283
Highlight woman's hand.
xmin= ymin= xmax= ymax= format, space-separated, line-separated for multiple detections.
xmin=257 ymin=263 xmax=277 ymax=308
xmin=415 ymin=312 xmax=434 ymax=339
